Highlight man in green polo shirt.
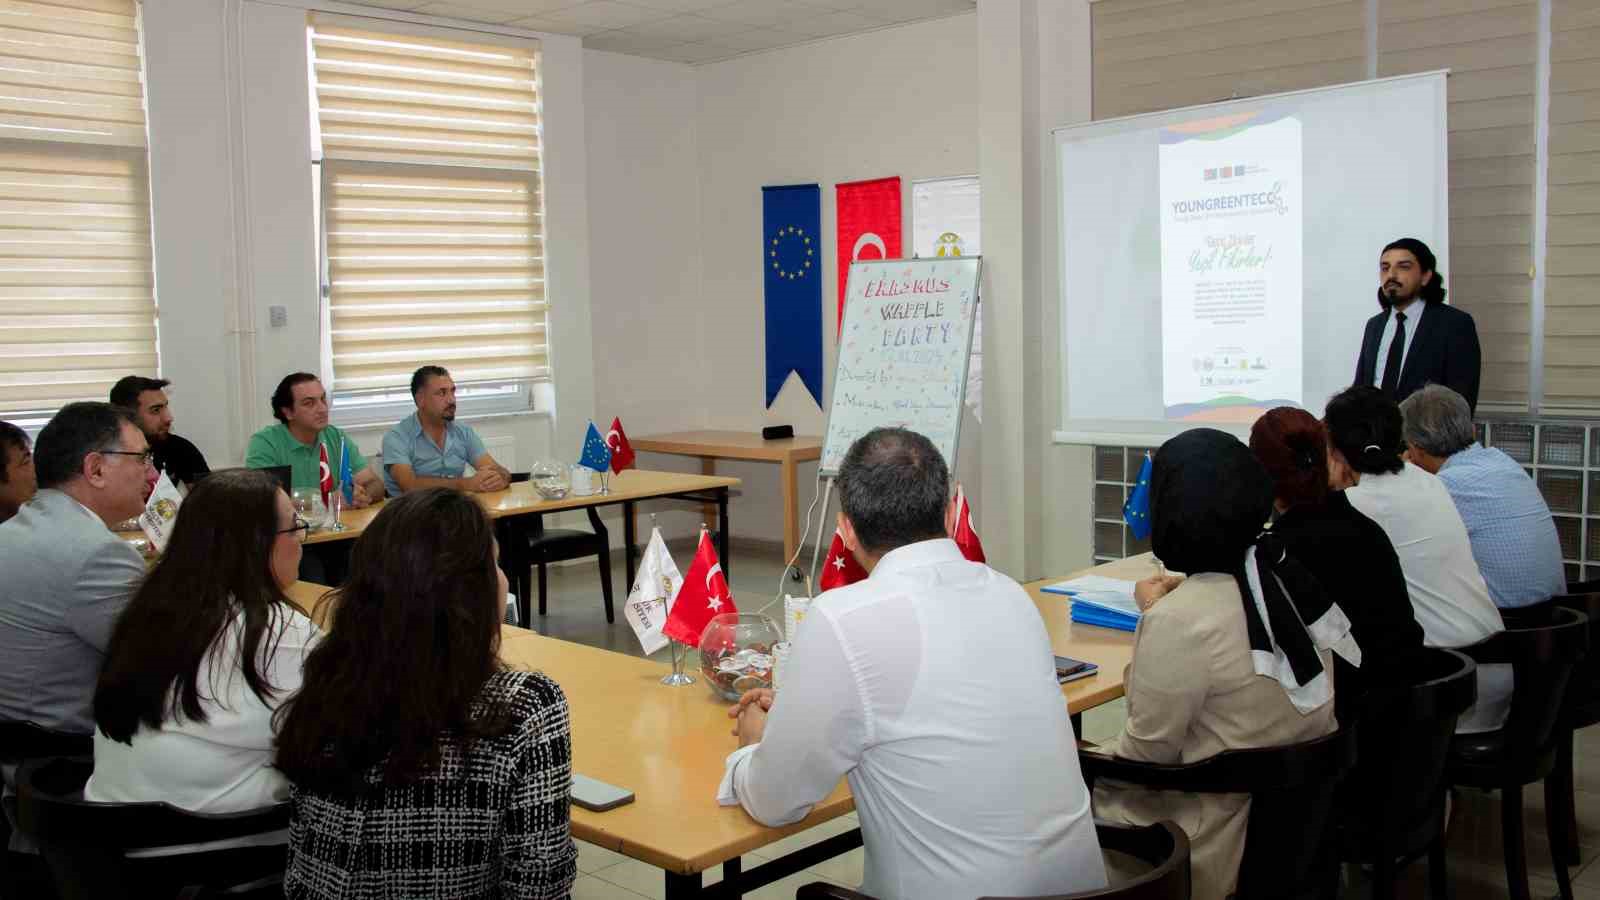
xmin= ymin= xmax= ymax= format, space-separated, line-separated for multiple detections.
xmin=245 ymin=372 xmax=384 ymax=507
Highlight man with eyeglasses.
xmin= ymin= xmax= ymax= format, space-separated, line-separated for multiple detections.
xmin=0 ymin=402 xmax=152 ymax=737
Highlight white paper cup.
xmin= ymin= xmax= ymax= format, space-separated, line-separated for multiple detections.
xmin=784 ymin=594 xmax=811 ymax=642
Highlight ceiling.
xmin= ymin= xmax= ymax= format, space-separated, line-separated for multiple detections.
xmin=340 ymin=0 xmax=975 ymax=64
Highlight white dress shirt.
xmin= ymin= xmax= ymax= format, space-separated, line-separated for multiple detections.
xmin=1346 ymin=462 xmax=1509 ymax=732
xmin=720 ymin=539 xmax=1106 ymax=900
xmin=87 ymin=603 xmax=321 ymax=812
xmin=1371 ymin=300 xmax=1426 ymax=388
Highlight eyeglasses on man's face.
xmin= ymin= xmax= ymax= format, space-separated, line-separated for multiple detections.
xmin=99 ymin=449 xmax=155 ymax=467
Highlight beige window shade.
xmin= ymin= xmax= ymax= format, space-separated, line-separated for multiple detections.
xmin=322 ymin=162 xmax=547 ymax=391
xmin=1543 ymin=0 xmax=1600 ymax=411
xmin=1380 ymin=0 xmax=1538 ymax=410
xmin=1091 ymin=0 xmax=1367 ymax=121
xmin=309 ymin=18 xmax=548 ymax=393
xmin=0 ymin=0 xmax=155 ymax=415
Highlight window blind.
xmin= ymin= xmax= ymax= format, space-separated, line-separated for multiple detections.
xmin=1543 ymin=0 xmax=1600 ymax=412
xmin=309 ymin=18 xmax=548 ymax=393
xmin=1090 ymin=0 xmax=1367 ymax=121
xmin=1381 ymin=0 xmax=1539 ymax=410
xmin=0 ymin=0 xmax=155 ymax=415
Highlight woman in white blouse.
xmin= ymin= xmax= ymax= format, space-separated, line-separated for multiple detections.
xmin=1323 ymin=385 xmax=1508 ymax=732
xmin=87 ymin=467 xmax=320 ymax=811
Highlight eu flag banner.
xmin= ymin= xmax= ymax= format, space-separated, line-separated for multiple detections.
xmin=762 ymin=184 xmax=823 ymax=409
xmin=1123 ymin=453 xmax=1153 ymax=541
xmin=579 ymin=421 xmax=612 ymax=472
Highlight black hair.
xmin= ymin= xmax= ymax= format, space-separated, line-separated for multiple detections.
xmin=109 ymin=375 xmax=171 ymax=410
xmin=34 ymin=402 xmax=138 ymax=490
xmin=411 ymin=365 xmax=451 ymax=398
xmin=270 ymin=373 xmax=322 ymax=424
xmin=1378 ymin=237 xmax=1446 ymax=308
xmin=836 ymin=427 xmax=949 ymax=557
xmin=0 ymin=420 xmax=28 ymax=484
xmin=1323 ymin=386 xmax=1406 ymax=476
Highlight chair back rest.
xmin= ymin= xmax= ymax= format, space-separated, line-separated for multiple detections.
xmin=17 ymin=756 xmax=290 ymax=850
xmin=0 ymin=721 xmax=91 ymax=763
xmin=1461 ymin=606 xmax=1589 ymax=765
xmin=1555 ymin=593 xmax=1600 ymax=727
xmin=1343 ymin=648 xmax=1476 ymax=852
xmin=1230 ymin=726 xmax=1357 ymax=899
xmin=1052 ymin=821 xmax=1190 ymax=900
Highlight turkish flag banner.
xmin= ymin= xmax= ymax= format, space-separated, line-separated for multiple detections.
xmin=662 ymin=530 xmax=737 ymax=647
xmin=606 ymin=417 xmax=636 ymax=473
xmin=835 ymin=176 xmax=902 ymax=334
xmin=819 ymin=528 xmax=867 ymax=591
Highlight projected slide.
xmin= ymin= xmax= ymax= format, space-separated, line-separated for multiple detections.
xmin=1055 ymin=71 xmax=1448 ymax=443
xmin=1158 ymin=112 xmax=1302 ymax=423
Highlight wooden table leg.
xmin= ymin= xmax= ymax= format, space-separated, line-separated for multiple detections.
xmin=781 ymin=455 xmax=798 ymax=565
xmin=718 ymin=487 xmax=730 ymax=577
xmin=624 ymin=499 xmax=638 ymax=590
xmin=700 ymin=457 xmax=718 ymax=529
xmin=664 ymin=870 xmax=701 ymax=899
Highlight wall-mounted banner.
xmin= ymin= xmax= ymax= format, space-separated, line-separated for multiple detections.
xmin=762 ymin=183 xmax=823 ymax=409
xmin=835 ymin=176 xmax=902 ymax=335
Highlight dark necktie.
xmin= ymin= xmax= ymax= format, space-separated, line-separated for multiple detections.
xmin=1380 ymin=311 xmax=1408 ymax=397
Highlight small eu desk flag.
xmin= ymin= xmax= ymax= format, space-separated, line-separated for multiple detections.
xmin=1123 ymin=453 xmax=1153 ymax=541
xmin=580 ymin=421 xmax=612 ymax=473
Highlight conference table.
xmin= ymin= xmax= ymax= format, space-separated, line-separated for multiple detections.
xmin=631 ymin=431 xmax=822 ymax=566
xmin=124 ymin=468 xmax=741 ymax=589
xmin=285 ymin=553 xmax=1146 ymax=899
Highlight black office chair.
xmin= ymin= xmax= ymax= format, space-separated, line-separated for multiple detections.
xmin=15 ymin=756 xmax=288 ymax=899
xmin=0 ymin=722 xmax=90 ymax=898
xmin=1502 ymin=592 xmax=1600 ymax=869
xmin=795 ymin=821 xmax=1191 ymax=900
xmin=1448 ymin=606 xmax=1588 ymax=900
xmin=1079 ymin=728 xmax=1357 ymax=900
xmin=501 ymin=474 xmax=616 ymax=625
xmin=1333 ymin=648 xmax=1476 ymax=899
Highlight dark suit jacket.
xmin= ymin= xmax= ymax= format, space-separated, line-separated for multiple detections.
xmin=1354 ymin=301 xmax=1482 ymax=412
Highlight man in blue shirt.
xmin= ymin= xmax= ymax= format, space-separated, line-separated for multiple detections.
xmin=382 ymin=366 xmax=511 ymax=496
xmin=1401 ymin=384 xmax=1566 ymax=608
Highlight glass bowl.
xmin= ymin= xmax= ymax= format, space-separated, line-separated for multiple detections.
xmin=529 ymin=460 xmax=570 ymax=500
xmin=698 ymin=613 xmax=783 ymax=701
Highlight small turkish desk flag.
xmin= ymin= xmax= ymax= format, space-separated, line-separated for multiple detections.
xmin=662 ymin=530 xmax=736 ymax=647
xmin=819 ymin=528 xmax=867 ymax=591
xmin=952 ymin=484 xmax=985 ymax=563
xmin=606 ymin=417 xmax=636 ymax=474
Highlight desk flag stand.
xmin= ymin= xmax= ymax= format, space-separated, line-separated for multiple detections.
xmin=660 ymin=512 xmax=695 ymax=686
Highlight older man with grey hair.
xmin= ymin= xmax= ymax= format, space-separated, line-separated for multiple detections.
xmin=1401 ymin=384 xmax=1566 ymax=607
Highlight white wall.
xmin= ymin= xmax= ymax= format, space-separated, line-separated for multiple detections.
xmin=140 ymin=0 xmax=595 ymax=480
xmin=690 ymin=13 xmax=983 ymax=553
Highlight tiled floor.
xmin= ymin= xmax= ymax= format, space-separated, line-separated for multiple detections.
xmin=534 ymin=545 xmax=1600 ymax=899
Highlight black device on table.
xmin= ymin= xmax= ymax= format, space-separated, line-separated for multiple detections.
xmin=1054 ymin=655 xmax=1099 ymax=684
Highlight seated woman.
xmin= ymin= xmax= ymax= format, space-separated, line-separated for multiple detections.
xmin=1093 ymin=429 xmax=1356 ymax=900
xmin=1323 ymin=385 xmax=1508 ymax=733
xmin=88 ymin=467 xmax=319 ymax=813
xmin=272 ymin=488 xmax=577 ymax=900
xmin=1250 ymin=406 xmax=1423 ymax=722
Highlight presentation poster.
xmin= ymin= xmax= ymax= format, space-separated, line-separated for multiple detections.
xmin=1158 ymin=111 xmax=1303 ymax=422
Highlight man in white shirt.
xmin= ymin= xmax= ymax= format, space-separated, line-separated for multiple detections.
xmin=719 ymin=427 xmax=1106 ymax=900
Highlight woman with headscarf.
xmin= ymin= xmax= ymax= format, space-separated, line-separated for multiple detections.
xmin=1250 ymin=406 xmax=1423 ymax=723
xmin=1092 ymin=429 xmax=1357 ymax=900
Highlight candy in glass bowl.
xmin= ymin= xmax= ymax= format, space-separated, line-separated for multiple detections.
xmin=698 ymin=612 xmax=783 ymax=701
xmin=528 ymin=460 xmax=570 ymax=500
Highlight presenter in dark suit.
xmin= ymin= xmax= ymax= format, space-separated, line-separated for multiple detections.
xmin=1353 ymin=237 xmax=1481 ymax=413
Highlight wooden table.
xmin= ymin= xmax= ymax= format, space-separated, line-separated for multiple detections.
xmin=282 ymin=554 xmax=1142 ymax=899
xmin=631 ymin=431 xmax=821 ymax=565
xmin=125 ymin=469 xmax=742 ymax=590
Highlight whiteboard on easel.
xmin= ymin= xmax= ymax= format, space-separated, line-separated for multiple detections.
xmin=820 ymin=256 xmax=981 ymax=476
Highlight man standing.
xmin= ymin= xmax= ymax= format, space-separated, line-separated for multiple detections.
xmin=110 ymin=376 xmax=210 ymax=489
xmin=381 ymin=366 xmax=510 ymax=496
xmin=1353 ymin=237 xmax=1482 ymax=412
xmin=245 ymin=373 xmax=382 ymax=507
xmin=1401 ymin=384 xmax=1565 ymax=608
xmin=720 ymin=427 xmax=1105 ymax=900
xmin=0 ymin=421 xmax=36 ymax=524
xmin=0 ymin=403 xmax=150 ymax=733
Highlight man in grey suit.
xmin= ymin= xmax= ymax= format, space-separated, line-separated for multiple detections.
xmin=0 ymin=402 xmax=152 ymax=734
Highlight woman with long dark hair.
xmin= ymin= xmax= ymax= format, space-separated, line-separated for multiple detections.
xmin=88 ymin=467 xmax=318 ymax=811
xmin=1250 ymin=406 xmax=1422 ymax=721
xmin=273 ymin=488 xmax=576 ymax=899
